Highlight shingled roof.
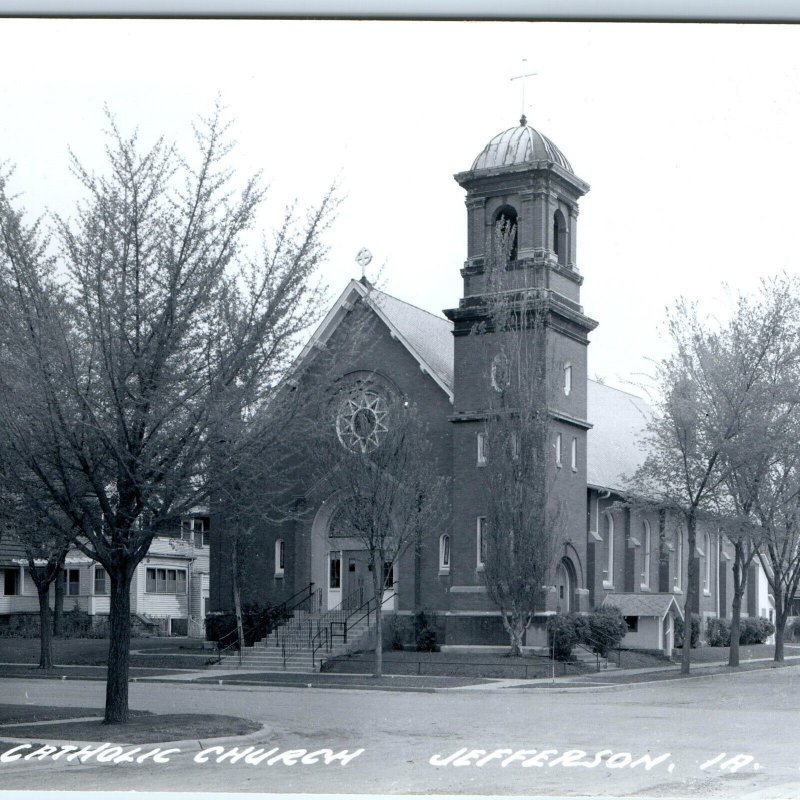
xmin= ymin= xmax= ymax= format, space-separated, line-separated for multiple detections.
xmin=602 ymin=592 xmax=683 ymax=620
xmin=586 ymin=380 xmax=652 ymax=492
xmin=300 ymin=281 xmax=653 ymax=491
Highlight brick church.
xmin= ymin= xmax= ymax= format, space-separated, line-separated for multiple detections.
xmin=209 ymin=116 xmax=774 ymax=656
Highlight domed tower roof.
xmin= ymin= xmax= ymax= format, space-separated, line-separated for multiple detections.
xmin=471 ymin=115 xmax=573 ymax=174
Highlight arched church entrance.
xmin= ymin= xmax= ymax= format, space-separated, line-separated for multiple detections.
xmin=556 ymin=557 xmax=577 ymax=613
xmin=310 ymin=499 xmax=397 ymax=612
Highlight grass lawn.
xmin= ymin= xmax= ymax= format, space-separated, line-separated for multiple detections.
xmin=0 ymin=637 xmax=213 ymax=670
xmin=0 ymin=705 xmax=151 ymax=724
xmin=672 ymin=642 xmax=800 ymax=664
xmin=324 ymin=649 xmax=590 ymax=679
xmin=0 ymin=713 xmax=260 ymax=744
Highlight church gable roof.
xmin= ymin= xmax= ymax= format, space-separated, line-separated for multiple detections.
xmin=298 ymin=279 xmax=454 ymax=401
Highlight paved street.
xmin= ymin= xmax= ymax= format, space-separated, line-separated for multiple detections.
xmin=1 ymin=667 xmax=800 ymax=797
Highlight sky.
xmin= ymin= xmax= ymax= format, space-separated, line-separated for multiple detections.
xmin=1 ymin=19 xmax=799 ymax=395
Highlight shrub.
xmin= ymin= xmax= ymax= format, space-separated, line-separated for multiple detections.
xmin=413 ymin=611 xmax=439 ymax=652
xmin=547 ymin=614 xmax=577 ymax=661
xmin=674 ymin=614 xmax=700 ymax=648
xmin=583 ymin=606 xmax=628 ymax=657
xmin=738 ymin=616 xmax=774 ymax=645
xmin=706 ymin=617 xmax=731 ymax=647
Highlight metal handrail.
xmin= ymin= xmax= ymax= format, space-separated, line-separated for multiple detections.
xmin=214 ymin=582 xmax=317 ymax=664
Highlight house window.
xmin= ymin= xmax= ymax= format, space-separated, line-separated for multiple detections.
xmin=477 ymin=432 xmax=488 ymax=466
xmin=603 ymin=512 xmax=614 ymax=588
xmin=704 ymin=531 xmax=711 ymax=594
xmin=674 ymin=529 xmax=683 ymax=592
xmin=383 ymin=561 xmax=394 ymax=589
xmin=564 ymin=364 xmax=572 ymax=396
xmin=64 ymin=568 xmax=80 ymax=597
xmin=641 ymin=520 xmax=651 ymax=589
xmin=2 ymin=568 xmax=19 ymax=596
xmin=275 ymin=539 xmax=285 ymax=577
xmin=439 ymin=534 xmax=451 ymax=572
xmin=624 ymin=616 xmax=639 ymax=632
xmin=94 ymin=567 xmax=108 ymax=595
xmin=477 ymin=517 xmax=487 ymax=569
xmin=555 ymin=433 xmax=562 ymax=467
xmin=145 ymin=567 xmax=187 ymax=594
xmin=182 ymin=517 xmax=210 ymax=548
xmin=571 ymin=437 xmax=578 ymax=472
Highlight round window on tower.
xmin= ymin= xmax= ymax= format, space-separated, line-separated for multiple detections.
xmin=335 ymin=379 xmax=390 ymax=453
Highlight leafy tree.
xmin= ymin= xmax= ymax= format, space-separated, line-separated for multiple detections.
xmin=0 ymin=107 xmax=335 ymax=722
xmin=629 ymin=300 xmax=768 ymax=674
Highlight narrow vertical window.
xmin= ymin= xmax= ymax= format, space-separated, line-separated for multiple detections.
xmin=564 ymin=364 xmax=572 ymax=396
xmin=555 ymin=433 xmax=562 ymax=467
xmin=704 ymin=531 xmax=711 ymax=594
xmin=275 ymin=539 xmax=285 ymax=576
xmin=477 ymin=517 xmax=487 ymax=569
xmin=571 ymin=437 xmax=578 ymax=472
xmin=553 ymin=209 xmax=567 ymax=266
xmin=477 ymin=432 xmax=487 ymax=466
xmin=674 ymin=529 xmax=683 ymax=592
xmin=603 ymin=512 xmax=614 ymax=588
xmin=439 ymin=534 xmax=451 ymax=572
xmin=641 ymin=520 xmax=651 ymax=589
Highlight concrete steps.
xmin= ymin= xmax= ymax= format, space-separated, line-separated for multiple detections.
xmin=211 ymin=613 xmax=375 ymax=673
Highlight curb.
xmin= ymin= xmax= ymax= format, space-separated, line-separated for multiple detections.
xmin=0 ymin=722 xmax=270 ymax=753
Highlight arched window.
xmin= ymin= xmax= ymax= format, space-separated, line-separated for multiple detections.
xmin=641 ymin=520 xmax=651 ymax=589
xmin=571 ymin=437 xmax=578 ymax=472
xmin=674 ymin=528 xmax=683 ymax=592
xmin=275 ymin=539 xmax=285 ymax=577
xmin=494 ymin=205 xmax=518 ymax=262
xmin=704 ymin=531 xmax=711 ymax=594
xmin=555 ymin=433 xmax=562 ymax=467
xmin=553 ymin=209 xmax=567 ymax=266
xmin=604 ymin=512 xmax=614 ymax=588
xmin=439 ymin=534 xmax=451 ymax=573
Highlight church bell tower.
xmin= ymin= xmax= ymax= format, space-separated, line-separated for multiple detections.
xmin=444 ymin=115 xmax=598 ymax=614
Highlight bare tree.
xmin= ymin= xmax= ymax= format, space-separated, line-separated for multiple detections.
xmin=466 ymin=220 xmax=566 ymax=656
xmin=478 ymin=295 xmax=564 ymax=656
xmin=0 ymin=107 xmax=335 ymax=722
xmin=309 ymin=390 xmax=447 ymax=677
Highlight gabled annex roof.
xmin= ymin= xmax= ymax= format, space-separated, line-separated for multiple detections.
xmin=297 ymin=279 xmax=454 ymax=401
xmin=586 ymin=380 xmax=652 ymax=493
xmin=602 ymin=592 xmax=683 ymax=621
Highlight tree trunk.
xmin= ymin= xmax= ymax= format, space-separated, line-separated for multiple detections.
xmin=774 ymin=597 xmax=786 ymax=663
xmin=507 ymin=613 xmax=524 ymax=657
xmin=729 ymin=584 xmax=743 ymax=667
xmin=53 ymin=569 xmax=64 ymax=637
xmin=681 ymin=514 xmax=698 ymax=675
xmin=36 ymin=583 xmax=53 ymax=669
xmin=231 ymin=536 xmax=245 ymax=652
xmin=373 ymin=556 xmax=383 ymax=678
xmin=105 ymin=567 xmax=133 ymax=724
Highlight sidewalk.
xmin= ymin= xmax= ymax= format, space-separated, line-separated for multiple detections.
xmin=4 ymin=653 xmax=800 ymax=693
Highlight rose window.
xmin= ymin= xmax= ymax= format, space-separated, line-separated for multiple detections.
xmin=336 ymin=387 xmax=389 ymax=453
